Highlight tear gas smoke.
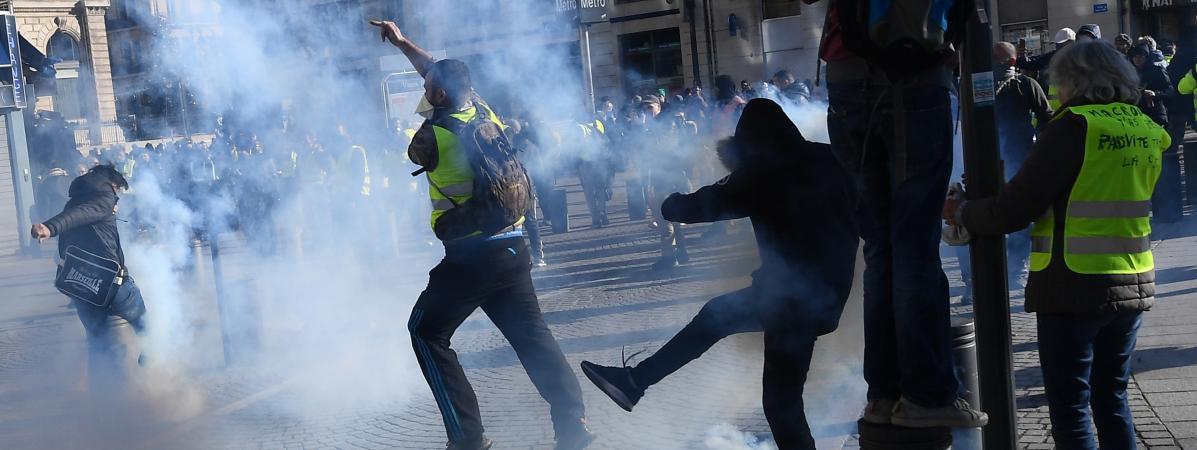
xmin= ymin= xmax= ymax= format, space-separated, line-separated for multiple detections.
xmin=19 ymin=0 xmax=864 ymax=447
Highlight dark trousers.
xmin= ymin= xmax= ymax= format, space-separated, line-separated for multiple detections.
xmin=827 ymin=79 xmax=960 ymax=407
xmin=631 ymin=287 xmax=818 ymax=450
xmin=407 ymin=238 xmax=585 ymax=442
xmin=1036 ymin=312 xmax=1141 ymax=450
xmin=1158 ymin=115 xmax=1195 ymax=222
xmin=74 ymin=276 xmax=147 ymax=392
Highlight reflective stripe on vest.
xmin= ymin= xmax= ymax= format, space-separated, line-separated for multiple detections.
xmin=1046 ymin=84 xmax=1060 ymax=114
xmin=1028 ymin=102 xmax=1169 ymax=275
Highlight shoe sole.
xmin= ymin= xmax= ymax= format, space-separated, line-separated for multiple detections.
xmin=890 ymin=416 xmax=989 ymax=429
xmin=580 ymin=362 xmax=636 ymax=412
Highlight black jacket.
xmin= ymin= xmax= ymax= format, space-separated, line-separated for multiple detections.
xmin=44 ymin=172 xmax=125 ymax=268
xmin=661 ymin=99 xmax=859 ymax=335
xmin=961 ymin=102 xmax=1156 ymax=315
xmin=1137 ymin=60 xmax=1174 ymax=126
xmin=1165 ymin=52 xmax=1196 ymax=117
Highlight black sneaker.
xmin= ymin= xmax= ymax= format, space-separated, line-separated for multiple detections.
xmin=650 ymin=256 xmax=678 ymax=271
xmin=580 ymin=361 xmax=644 ymax=412
xmin=446 ymin=436 xmax=493 ymax=450
xmin=554 ymin=418 xmax=597 ymax=450
xmin=675 ymin=246 xmax=690 ymax=265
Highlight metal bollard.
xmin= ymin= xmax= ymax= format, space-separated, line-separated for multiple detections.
xmin=857 ymin=419 xmax=951 ymax=450
xmin=952 ymin=318 xmax=982 ymax=450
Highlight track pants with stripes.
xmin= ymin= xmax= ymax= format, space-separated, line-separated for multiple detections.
xmin=408 ymin=237 xmax=586 ymax=443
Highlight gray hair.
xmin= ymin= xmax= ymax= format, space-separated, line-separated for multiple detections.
xmin=1049 ymin=39 xmax=1141 ymax=106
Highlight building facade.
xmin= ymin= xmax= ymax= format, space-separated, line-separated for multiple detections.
xmin=15 ymin=0 xmax=120 ymax=145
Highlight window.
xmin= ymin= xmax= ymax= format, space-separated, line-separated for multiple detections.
xmin=48 ymin=32 xmax=79 ymax=62
xmin=619 ymin=28 xmax=682 ymax=95
xmin=763 ymin=0 xmax=801 ymax=19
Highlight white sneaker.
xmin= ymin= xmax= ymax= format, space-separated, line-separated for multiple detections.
xmin=861 ymin=397 xmax=898 ymax=424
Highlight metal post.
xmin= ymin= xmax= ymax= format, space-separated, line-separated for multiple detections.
xmin=579 ymin=24 xmax=596 ymax=114
xmin=5 ymin=110 xmax=34 ymax=252
xmin=958 ymin=1 xmax=1017 ymax=448
xmin=209 ymin=237 xmax=234 ymax=366
xmin=686 ymin=0 xmax=702 ymax=87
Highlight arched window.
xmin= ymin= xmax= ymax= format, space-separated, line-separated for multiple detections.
xmin=47 ymin=32 xmax=79 ymax=62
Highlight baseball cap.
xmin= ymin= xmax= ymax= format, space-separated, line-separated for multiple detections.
xmin=1054 ymin=28 xmax=1077 ymax=44
xmin=1078 ymin=24 xmax=1101 ymax=40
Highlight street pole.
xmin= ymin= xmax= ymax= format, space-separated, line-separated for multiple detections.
xmin=209 ymin=237 xmax=234 ymax=366
xmin=958 ymin=0 xmax=1017 ymax=448
xmin=579 ymin=24 xmax=596 ymax=114
xmin=685 ymin=0 xmax=702 ymax=87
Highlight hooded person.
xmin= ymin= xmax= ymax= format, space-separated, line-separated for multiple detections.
xmin=580 ymin=99 xmax=860 ymax=450
xmin=31 ymin=165 xmax=148 ymax=392
xmin=1129 ymin=43 xmax=1174 ymax=127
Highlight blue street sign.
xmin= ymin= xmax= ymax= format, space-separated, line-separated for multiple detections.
xmin=4 ymin=15 xmax=26 ymax=109
xmin=1094 ymin=3 xmax=1109 ymax=13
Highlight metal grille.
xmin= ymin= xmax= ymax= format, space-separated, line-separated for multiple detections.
xmin=0 ymin=2 xmax=11 ymax=14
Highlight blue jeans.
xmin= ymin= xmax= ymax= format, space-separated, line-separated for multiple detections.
xmin=1036 ymin=312 xmax=1141 ymax=450
xmin=73 ymin=276 xmax=147 ymax=392
xmin=827 ymin=79 xmax=959 ymax=407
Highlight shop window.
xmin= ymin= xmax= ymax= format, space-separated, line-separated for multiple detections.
xmin=763 ymin=0 xmax=801 ymax=19
xmin=620 ymin=27 xmax=683 ymax=95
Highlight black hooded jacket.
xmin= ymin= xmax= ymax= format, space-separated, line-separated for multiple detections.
xmin=43 ymin=171 xmax=125 ymax=267
xmin=660 ymin=99 xmax=859 ymax=335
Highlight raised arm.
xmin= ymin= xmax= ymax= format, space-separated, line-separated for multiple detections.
xmin=370 ymin=20 xmax=435 ymax=77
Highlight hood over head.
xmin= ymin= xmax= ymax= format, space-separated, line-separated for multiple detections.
xmin=69 ymin=167 xmax=122 ymax=199
xmin=730 ymin=98 xmax=809 ymax=163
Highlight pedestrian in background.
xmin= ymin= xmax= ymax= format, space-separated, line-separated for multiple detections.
xmin=946 ymin=40 xmax=1166 ymax=450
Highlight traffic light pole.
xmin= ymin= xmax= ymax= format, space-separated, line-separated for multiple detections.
xmin=957 ymin=0 xmax=1018 ymax=448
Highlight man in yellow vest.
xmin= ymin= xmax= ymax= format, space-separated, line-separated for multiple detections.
xmin=372 ymin=20 xmax=594 ymax=450
xmin=945 ymin=40 xmax=1165 ymax=449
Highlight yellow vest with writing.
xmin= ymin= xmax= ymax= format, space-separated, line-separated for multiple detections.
xmin=1029 ymin=103 xmax=1169 ymax=274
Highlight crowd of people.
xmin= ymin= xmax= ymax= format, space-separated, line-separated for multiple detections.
xmin=25 ymin=5 xmax=1189 ymax=450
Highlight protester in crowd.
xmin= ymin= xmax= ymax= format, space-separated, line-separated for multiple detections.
xmin=1173 ymin=46 xmax=1197 ymax=211
xmin=712 ymin=75 xmax=746 ymax=138
xmin=648 ymin=111 xmax=693 ymax=271
xmin=581 ymin=99 xmax=858 ymax=450
xmin=1116 ymin=33 xmax=1134 ymax=55
xmin=1128 ymin=44 xmax=1172 ymax=127
xmin=372 ymin=20 xmax=594 ymax=450
xmin=809 ymin=0 xmax=987 ymax=428
xmin=1161 ymin=37 xmax=1197 ymax=222
xmin=945 ymin=39 xmax=1165 ymax=450
xmin=1077 ymin=24 xmax=1101 ymax=41
xmin=772 ymin=69 xmax=811 ymax=104
xmin=996 ymin=41 xmax=1052 ymax=283
xmin=507 ymin=119 xmax=548 ymax=266
xmin=1020 ymin=28 xmax=1075 ymax=111
xmin=958 ymin=42 xmax=1055 ymax=297
xmin=575 ymin=118 xmax=611 ymax=229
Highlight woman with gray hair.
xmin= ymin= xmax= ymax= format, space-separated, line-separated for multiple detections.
xmin=944 ymin=39 xmax=1168 ymax=450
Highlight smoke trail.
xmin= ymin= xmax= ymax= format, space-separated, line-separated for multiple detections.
xmin=703 ymin=424 xmax=778 ymax=450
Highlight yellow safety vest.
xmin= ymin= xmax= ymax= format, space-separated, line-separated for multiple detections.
xmin=427 ymin=102 xmax=522 ymax=237
xmin=1029 ymin=103 xmax=1169 ymax=275
xmin=1046 ymin=84 xmax=1060 ymax=114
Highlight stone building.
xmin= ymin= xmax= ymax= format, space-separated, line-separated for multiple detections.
xmin=15 ymin=0 xmax=119 ymax=144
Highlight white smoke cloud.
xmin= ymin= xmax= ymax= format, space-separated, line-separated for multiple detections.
xmin=703 ymin=424 xmax=779 ymax=450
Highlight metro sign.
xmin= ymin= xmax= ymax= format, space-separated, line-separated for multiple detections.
xmin=555 ymin=0 xmax=609 ymax=24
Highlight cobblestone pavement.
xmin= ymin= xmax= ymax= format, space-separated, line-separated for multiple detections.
xmin=0 ymin=175 xmax=1194 ymax=449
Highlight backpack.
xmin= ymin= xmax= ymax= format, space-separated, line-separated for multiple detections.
xmin=836 ymin=0 xmax=970 ymax=80
xmin=430 ymin=101 xmax=533 ymax=241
